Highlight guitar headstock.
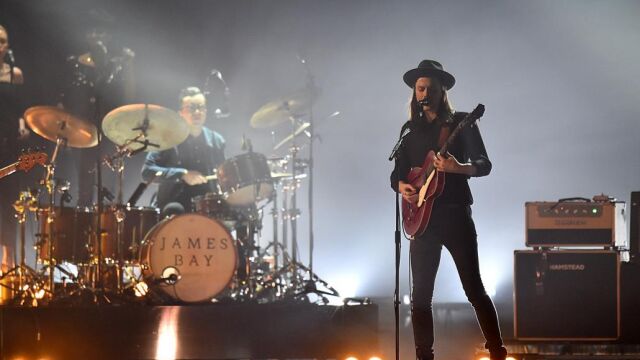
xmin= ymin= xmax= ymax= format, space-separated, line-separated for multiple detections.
xmin=17 ymin=151 xmax=49 ymax=172
xmin=460 ymin=104 xmax=485 ymax=128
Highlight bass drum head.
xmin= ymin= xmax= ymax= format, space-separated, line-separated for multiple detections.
xmin=141 ymin=214 xmax=237 ymax=302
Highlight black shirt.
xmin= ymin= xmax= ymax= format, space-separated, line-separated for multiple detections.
xmin=390 ymin=111 xmax=492 ymax=206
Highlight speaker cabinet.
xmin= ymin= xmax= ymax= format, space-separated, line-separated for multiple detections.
xmin=631 ymin=192 xmax=639 ymax=261
xmin=514 ymin=250 xmax=619 ymax=340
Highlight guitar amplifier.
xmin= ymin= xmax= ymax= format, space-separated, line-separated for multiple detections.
xmin=630 ymin=192 xmax=640 ymax=261
xmin=514 ymin=250 xmax=620 ymax=340
xmin=525 ymin=201 xmax=627 ymax=248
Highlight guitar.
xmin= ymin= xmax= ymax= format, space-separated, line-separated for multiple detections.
xmin=402 ymin=104 xmax=485 ymax=238
xmin=0 ymin=151 xmax=49 ymax=180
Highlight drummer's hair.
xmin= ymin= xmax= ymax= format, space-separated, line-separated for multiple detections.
xmin=178 ymin=86 xmax=204 ymax=105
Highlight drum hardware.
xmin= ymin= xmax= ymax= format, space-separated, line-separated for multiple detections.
xmin=24 ymin=105 xmax=100 ymax=301
xmin=250 ymin=57 xmax=341 ymax=302
xmin=272 ymin=122 xmax=310 ymax=151
xmin=101 ymin=103 xmax=187 ymax=293
xmin=0 ymin=191 xmax=46 ymax=305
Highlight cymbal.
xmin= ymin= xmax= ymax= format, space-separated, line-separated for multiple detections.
xmin=102 ymin=104 xmax=189 ymax=152
xmin=24 ymin=106 xmax=98 ymax=148
xmin=250 ymin=88 xmax=317 ymax=128
xmin=273 ymin=122 xmax=310 ymax=151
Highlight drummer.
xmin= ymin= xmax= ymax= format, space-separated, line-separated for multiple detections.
xmin=141 ymin=86 xmax=225 ymax=215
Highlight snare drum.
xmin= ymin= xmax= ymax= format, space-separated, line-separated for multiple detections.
xmin=99 ymin=206 xmax=159 ymax=261
xmin=37 ymin=207 xmax=93 ymax=264
xmin=217 ymin=152 xmax=274 ymax=206
xmin=139 ymin=214 xmax=237 ymax=302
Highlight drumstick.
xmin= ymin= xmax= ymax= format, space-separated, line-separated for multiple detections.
xmin=205 ymin=174 xmax=217 ymax=181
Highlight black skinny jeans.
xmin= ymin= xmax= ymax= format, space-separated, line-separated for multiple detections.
xmin=410 ymin=205 xmax=505 ymax=360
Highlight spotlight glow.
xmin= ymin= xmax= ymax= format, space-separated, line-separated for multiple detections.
xmin=155 ymin=307 xmax=180 ymax=360
xmin=480 ymin=265 xmax=500 ymax=297
xmin=345 ymin=356 xmax=358 ymax=360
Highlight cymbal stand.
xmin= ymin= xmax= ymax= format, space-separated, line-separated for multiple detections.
xmin=103 ymin=130 xmax=155 ymax=293
xmin=285 ymin=136 xmax=302 ymax=289
xmin=270 ymin=182 xmax=280 ymax=271
xmin=300 ymin=55 xmax=317 ymax=277
xmin=43 ymin=137 xmax=66 ymax=300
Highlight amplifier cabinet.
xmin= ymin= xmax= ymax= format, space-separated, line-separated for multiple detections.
xmin=525 ymin=202 xmax=627 ymax=248
xmin=514 ymin=250 xmax=620 ymax=340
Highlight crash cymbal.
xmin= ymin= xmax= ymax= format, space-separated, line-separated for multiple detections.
xmin=273 ymin=122 xmax=310 ymax=151
xmin=250 ymin=88 xmax=318 ymax=128
xmin=24 ymin=106 xmax=98 ymax=148
xmin=102 ymin=104 xmax=189 ymax=152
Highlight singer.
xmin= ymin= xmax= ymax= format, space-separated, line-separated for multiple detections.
xmin=389 ymin=60 xmax=507 ymax=360
xmin=141 ymin=86 xmax=226 ymax=215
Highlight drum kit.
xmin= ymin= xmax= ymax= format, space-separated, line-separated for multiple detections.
xmin=0 ymin=84 xmax=338 ymax=306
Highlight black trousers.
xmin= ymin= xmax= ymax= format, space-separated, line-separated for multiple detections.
xmin=410 ymin=205 xmax=505 ymax=360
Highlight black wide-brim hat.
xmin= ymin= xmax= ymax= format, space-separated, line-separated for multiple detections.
xmin=403 ymin=59 xmax=455 ymax=90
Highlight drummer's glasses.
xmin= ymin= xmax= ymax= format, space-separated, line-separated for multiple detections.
xmin=182 ymin=104 xmax=207 ymax=113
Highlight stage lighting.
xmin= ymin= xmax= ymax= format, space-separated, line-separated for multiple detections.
xmin=345 ymin=356 xmax=358 ymax=360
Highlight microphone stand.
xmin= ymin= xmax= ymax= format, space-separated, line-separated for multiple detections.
xmin=389 ymin=131 xmax=408 ymax=360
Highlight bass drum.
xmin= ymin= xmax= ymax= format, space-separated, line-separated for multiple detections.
xmin=139 ymin=214 xmax=237 ymax=302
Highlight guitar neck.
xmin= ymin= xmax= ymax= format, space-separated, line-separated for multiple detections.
xmin=0 ymin=162 xmax=18 ymax=180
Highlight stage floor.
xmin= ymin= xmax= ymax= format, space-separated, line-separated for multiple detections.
xmin=0 ymin=302 xmax=379 ymax=360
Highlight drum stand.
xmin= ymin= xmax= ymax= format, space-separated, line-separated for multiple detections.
xmin=41 ymin=137 xmax=66 ymax=301
xmin=0 ymin=191 xmax=45 ymax=305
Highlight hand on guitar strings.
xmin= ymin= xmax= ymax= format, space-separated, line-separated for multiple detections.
xmin=399 ymin=181 xmax=418 ymax=203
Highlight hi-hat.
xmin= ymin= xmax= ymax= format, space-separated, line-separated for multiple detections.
xmin=24 ymin=106 xmax=98 ymax=148
xmin=102 ymin=104 xmax=190 ymax=151
xmin=250 ymin=88 xmax=318 ymax=128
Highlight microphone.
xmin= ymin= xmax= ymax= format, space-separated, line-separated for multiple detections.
xmin=388 ymin=126 xmax=412 ymax=161
xmin=161 ymin=266 xmax=181 ymax=285
xmin=5 ymin=49 xmax=15 ymax=64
